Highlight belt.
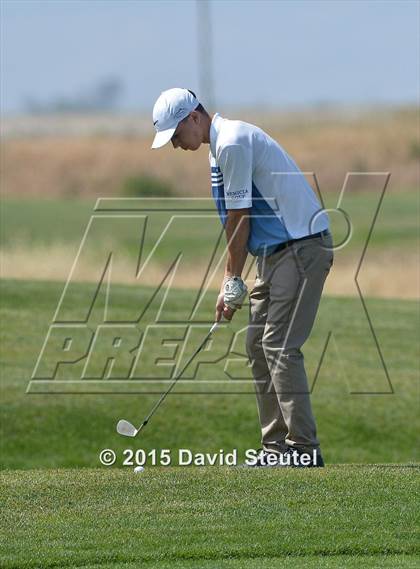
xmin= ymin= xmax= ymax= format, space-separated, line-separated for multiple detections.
xmin=268 ymin=229 xmax=330 ymax=257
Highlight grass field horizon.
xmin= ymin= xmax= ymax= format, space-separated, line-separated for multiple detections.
xmin=1 ymin=106 xmax=418 ymax=199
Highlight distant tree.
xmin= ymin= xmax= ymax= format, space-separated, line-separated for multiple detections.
xmin=23 ymin=77 xmax=124 ymax=114
xmin=92 ymin=78 xmax=123 ymax=111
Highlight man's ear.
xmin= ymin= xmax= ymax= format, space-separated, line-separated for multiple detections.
xmin=190 ymin=110 xmax=200 ymax=124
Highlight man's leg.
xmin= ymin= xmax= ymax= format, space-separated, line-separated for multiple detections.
xmin=246 ymin=270 xmax=288 ymax=454
xmin=261 ymin=234 xmax=333 ymax=454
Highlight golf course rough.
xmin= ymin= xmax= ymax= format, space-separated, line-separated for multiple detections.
xmin=1 ymin=466 xmax=419 ymax=568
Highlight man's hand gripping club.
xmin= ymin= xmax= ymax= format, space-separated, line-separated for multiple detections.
xmin=216 ymin=276 xmax=248 ymax=321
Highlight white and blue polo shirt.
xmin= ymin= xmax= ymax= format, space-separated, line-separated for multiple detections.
xmin=209 ymin=113 xmax=329 ymax=256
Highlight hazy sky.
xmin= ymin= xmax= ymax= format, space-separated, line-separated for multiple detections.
xmin=1 ymin=0 xmax=419 ymax=113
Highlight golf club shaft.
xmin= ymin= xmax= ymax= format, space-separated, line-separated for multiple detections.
xmin=138 ymin=319 xmax=223 ymax=432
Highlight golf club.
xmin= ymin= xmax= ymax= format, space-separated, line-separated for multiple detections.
xmin=116 ymin=317 xmax=226 ymax=437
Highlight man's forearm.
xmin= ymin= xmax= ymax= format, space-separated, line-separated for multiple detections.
xmin=224 ymin=209 xmax=250 ymax=277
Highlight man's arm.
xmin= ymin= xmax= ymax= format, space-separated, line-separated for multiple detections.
xmin=215 ymin=208 xmax=249 ymax=321
xmin=215 ymin=143 xmax=252 ymax=321
xmin=224 ymin=208 xmax=250 ymax=277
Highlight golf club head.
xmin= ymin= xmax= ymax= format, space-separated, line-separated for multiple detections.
xmin=116 ymin=419 xmax=138 ymax=437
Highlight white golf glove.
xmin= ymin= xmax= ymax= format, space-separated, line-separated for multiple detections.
xmin=223 ymin=276 xmax=248 ymax=310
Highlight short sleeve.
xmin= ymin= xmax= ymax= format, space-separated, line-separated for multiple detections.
xmin=218 ymin=144 xmax=252 ymax=209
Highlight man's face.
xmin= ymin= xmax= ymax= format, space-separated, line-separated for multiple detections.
xmin=171 ymin=112 xmax=202 ymax=151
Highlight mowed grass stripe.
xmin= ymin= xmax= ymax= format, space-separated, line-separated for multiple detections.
xmin=1 ymin=191 xmax=419 ymax=256
xmin=1 ymin=467 xmax=419 ymax=568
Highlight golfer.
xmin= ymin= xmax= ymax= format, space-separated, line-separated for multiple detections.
xmin=151 ymin=88 xmax=333 ymax=467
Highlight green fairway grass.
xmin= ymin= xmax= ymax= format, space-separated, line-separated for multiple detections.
xmin=1 ymin=467 xmax=419 ymax=568
xmin=1 ymin=277 xmax=419 ymax=568
xmin=0 ymin=278 xmax=418 ymax=469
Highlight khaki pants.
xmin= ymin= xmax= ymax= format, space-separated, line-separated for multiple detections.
xmin=246 ymin=232 xmax=333 ymax=454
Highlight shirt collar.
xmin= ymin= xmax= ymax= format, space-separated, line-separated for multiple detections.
xmin=209 ymin=113 xmax=223 ymax=158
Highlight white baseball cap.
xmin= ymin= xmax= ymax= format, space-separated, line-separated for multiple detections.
xmin=151 ymin=88 xmax=199 ymax=149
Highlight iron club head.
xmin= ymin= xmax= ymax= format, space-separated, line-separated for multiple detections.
xmin=115 ymin=318 xmax=225 ymax=438
xmin=116 ymin=419 xmax=138 ymax=437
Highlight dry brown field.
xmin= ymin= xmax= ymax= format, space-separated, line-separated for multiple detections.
xmin=1 ymin=107 xmax=418 ymax=198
